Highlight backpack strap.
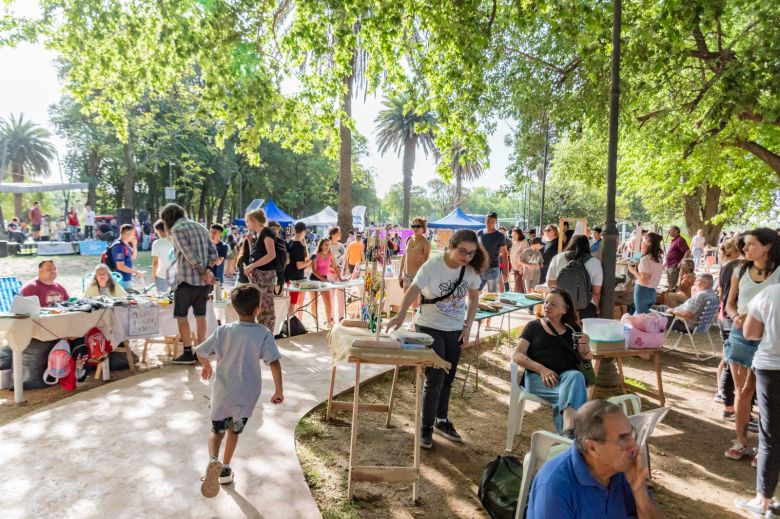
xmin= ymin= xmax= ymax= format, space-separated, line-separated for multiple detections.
xmin=420 ymin=266 xmax=466 ymax=305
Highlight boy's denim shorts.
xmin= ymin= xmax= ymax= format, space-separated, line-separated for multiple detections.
xmin=211 ymin=417 xmax=248 ymax=434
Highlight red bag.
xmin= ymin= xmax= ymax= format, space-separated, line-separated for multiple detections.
xmin=84 ymin=327 xmax=112 ymax=366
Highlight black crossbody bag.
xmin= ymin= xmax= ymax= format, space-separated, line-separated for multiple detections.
xmin=545 ymin=318 xmax=597 ymax=387
xmin=420 ymin=266 xmax=466 ymax=305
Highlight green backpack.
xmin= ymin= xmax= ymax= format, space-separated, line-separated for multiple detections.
xmin=478 ymin=455 xmax=524 ymax=519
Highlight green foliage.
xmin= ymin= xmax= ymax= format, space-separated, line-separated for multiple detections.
xmin=380 ymin=183 xmax=432 ymax=224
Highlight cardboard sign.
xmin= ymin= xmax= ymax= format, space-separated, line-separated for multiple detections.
xmin=129 ymin=305 xmax=160 ymax=336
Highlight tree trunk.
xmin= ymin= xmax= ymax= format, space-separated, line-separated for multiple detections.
xmin=401 ymin=136 xmax=417 ymax=226
xmin=86 ymin=147 xmax=100 ymax=208
xmin=681 ymin=183 xmax=725 ymax=244
xmin=216 ymin=184 xmax=228 ymax=224
xmin=455 ymin=170 xmax=463 ymax=207
xmin=11 ymin=163 xmax=23 ymax=218
xmin=122 ymin=142 xmax=135 ymax=210
xmin=197 ymin=182 xmax=207 ymax=222
xmin=337 ymin=56 xmax=355 ymax=241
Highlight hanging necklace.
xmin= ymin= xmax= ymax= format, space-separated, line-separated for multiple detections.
xmin=752 ymin=264 xmax=766 ymax=277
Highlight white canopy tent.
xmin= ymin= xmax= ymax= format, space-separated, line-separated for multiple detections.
xmin=0 ymin=182 xmax=89 ymax=193
xmin=297 ymin=206 xmax=338 ymax=227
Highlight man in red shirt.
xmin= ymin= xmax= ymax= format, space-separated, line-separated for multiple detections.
xmin=20 ymin=260 xmax=70 ymax=307
xmin=28 ymin=201 xmax=42 ymax=240
xmin=663 ymin=225 xmax=690 ymax=289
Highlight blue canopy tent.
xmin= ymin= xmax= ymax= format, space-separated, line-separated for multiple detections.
xmin=262 ymin=198 xmax=294 ymax=227
xmin=428 ymin=208 xmax=484 ymax=229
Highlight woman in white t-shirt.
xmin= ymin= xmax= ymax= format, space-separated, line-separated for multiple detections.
xmin=385 ymin=229 xmax=486 ymax=449
xmin=723 ymin=228 xmax=780 ymax=462
xmin=628 ymin=232 xmax=664 ymax=314
xmin=735 ymin=283 xmax=780 ymax=517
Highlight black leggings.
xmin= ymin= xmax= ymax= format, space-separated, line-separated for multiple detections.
xmin=755 ymin=369 xmax=780 ymax=498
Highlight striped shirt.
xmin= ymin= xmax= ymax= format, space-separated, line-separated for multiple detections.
xmin=168 ymin=218 xmax=217 ymax=289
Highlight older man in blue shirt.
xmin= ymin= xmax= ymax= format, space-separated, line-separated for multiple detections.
xmin=527 ymin=400 xmax=664 ymax=519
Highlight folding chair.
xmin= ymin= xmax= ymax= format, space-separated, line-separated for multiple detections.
xmin=663 ymin=298 xmax=720 ymax=360
xmin=628 ymin=407 xmax=671 ymax=476
xmin=0 ymin=277 xmax=23 ymax=312
xmin=506 ymin=361 xmax=552 ymax=452
xmin=515 ymin=431 xmax=573 ymax=518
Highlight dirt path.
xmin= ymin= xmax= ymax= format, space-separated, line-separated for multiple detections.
xmin=296 ymin=331 xmax=749 ymax=518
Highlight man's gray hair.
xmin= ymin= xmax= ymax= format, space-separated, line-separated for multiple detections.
xmin=698 ymin=273 xmax=714 ymax=287
xmin=574 ymin=400 xmax=623 ymax=454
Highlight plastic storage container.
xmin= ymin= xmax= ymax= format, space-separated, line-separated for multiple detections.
xmin=582 ymin=318 xmax=625 ymax=342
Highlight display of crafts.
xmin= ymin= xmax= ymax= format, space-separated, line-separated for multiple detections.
xmin=361 ymin=229 xmax=388 ymax=333
xmin=478 ymin=293 xmax=503 ymax=313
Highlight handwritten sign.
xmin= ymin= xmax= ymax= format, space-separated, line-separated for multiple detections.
xmin=129 ymin=305 xmax=160 ymax=337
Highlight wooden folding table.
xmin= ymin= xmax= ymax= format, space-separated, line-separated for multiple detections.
xmin=327 ymin=324 xmax=450 ymax=502
xmin=589 ymin=347 xmax=666 ymax=407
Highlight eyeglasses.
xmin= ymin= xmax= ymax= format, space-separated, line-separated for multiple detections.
xmin=411 ymin=225 xmax=423 ymax=228
xmin=593 ymin=427 xmax=637 ymax=449
xmin=455 ymin=247 xmax=477 ymax=257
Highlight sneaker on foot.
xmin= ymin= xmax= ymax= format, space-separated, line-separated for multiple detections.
xmin=713 ymin=393 xmax=723 ymax=403
xmin=735 ymin=497 xmax=768 ymax=518
xmin=172 ymin=350 xmax=197 ymax=365
xmin=420 ymin=427 xmax=433 ymax=449
xmin=434 ymin=419 xmax=463 ymax=443
xmin=219 ymin=466 xmax=234 ymax=485
xmin=723 ymin=411 xmax=736 ymax=421
xmin=725 ymin=441 xmax=749 ymax=460
xmin=201 ymin=457 xmax=223 ymax=498
xmin=751 ymin=454 xmax=759 ymax=469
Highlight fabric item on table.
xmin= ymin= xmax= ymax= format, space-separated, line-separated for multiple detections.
xmin=327 ymin=323 xmax=450 ymax=370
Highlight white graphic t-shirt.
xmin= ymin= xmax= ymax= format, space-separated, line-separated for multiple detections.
xmin=412 ymin=252 xmax=481 ymax=331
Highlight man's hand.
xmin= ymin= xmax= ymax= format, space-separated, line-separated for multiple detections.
xmin=201 ymin=270 xmax=215 ymax=284
xmin=200 ymin=361 xmax=212 ymax=380
xmin=271 ymin=392 xmax=284 ymax=405
xmin=625 ymin=447 xmax=649 ymax=492
xmin=385 ymin=313 xmax=405 ymax=332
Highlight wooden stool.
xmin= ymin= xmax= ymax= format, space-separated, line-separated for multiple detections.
xmin=141 ymin=335 xmax=184 ymax=362
xmin=94 ymin=340 xmax=136 ymax=379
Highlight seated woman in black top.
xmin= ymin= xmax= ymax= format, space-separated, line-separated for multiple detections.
xmin=511 ymin=287 xmax=592 ymax=434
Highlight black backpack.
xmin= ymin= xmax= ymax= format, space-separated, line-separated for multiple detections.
xmin=102 ymin=241 xmax=120 ymax=272
xmin=274 ymin=236 xmax=288 ymax=274
xmin=556 ymin=254 xmax=592 ymax=310
xmin=277 ymin=316 xmax=307 ymax=339
xmin=478 ymin=455 xmax=524 ymax=519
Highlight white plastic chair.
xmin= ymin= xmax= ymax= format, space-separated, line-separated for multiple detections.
xmin=607 ymin=393 xmax=642 ymax=416
xmin=662 ymin=298 xmax=719 ymax=360
xmin=506 ymin=361 xmax=552 ymax=452
xmin=516 ymin=430 xmax=573 ymax=518
xmin=628 ymin=407 xmax=671 ymax=475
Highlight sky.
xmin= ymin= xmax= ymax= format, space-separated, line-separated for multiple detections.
xmin=0 ymin=10 xmax=514 ymax=198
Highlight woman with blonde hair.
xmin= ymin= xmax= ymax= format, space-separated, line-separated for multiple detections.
xmin=399 ymin=217 xmax=431 ymax=308
xmin=84 ymin=263 xmax=128 ymax=297
xmin=243 ymin=209 xmax=278 ymax=331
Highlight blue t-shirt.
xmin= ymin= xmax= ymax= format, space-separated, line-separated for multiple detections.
xmin=111 ymin=240 xmax=133 ymax=281
xmin=212 ymin=241 xmax=228 ymax=283
xmin=527 ymin=444 xmax=639 ymax=519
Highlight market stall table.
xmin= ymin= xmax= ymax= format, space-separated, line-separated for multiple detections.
xmin=285 ymin=279 xmax=363 ymax=332
xmin=460 ymin=293 xmax=542 ymax=395
xmin=588 ymin=345 xmax=666 ymax=407
xmin=0 ymin=308 xmax=112 ymax=403
xmin=326 ymin=322 xmax=450 ymax=502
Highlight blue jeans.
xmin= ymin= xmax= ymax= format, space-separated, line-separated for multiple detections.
xmin=692 ymin=248 xmax=703 ymax=268
xmin=524 ymin=370 xmax=588 ymax=432
xmin=724 ymin=328 xmax=759 ymax=368
xmin=479 ymin=267 xmax=501 ymax=291
xmin=155 ymin=276 xmax=169 ymax=294
xmin=633 ymin=284 xmax=657 ymax=315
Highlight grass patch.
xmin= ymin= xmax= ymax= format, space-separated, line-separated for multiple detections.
xmin=297 ymin=416 xmax=327 ymax=441
xmin=322 ymin=500 xmax=358 ymax=519
xmin=624 ymin=377 xmax=648 ymax=391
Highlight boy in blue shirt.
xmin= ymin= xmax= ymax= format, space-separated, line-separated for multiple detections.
xmin=195 ymin=284 xmax=284 ymax=497
xmin=111 ymin=224 xmax=143 ymax=290
xmin=209 ymin=223 xmax=228 ymax=285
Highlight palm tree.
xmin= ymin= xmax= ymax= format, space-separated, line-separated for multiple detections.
xmin=375 ymin=91 xmax=438 ymax=226
xmin=447 ymin=140 xmax=485 ymax=207
xmin=0 ymin=113 xmax=56 ymax=217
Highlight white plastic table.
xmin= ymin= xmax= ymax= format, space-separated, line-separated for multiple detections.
xmin=285 ymin=279 xmax=363 ymax=332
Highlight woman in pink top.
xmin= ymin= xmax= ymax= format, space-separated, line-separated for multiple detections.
xmin=309 ymin=238 xmax=343 ymax=326
xmin=628 ymin=232 xmax=663 ymax=314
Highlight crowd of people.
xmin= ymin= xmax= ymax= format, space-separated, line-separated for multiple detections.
xmin=10 ymin=201 xmax=780 ymax=514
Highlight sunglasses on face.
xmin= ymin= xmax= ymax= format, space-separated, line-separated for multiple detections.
xmin=411 ymin=225 xmax=423 ymax=228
